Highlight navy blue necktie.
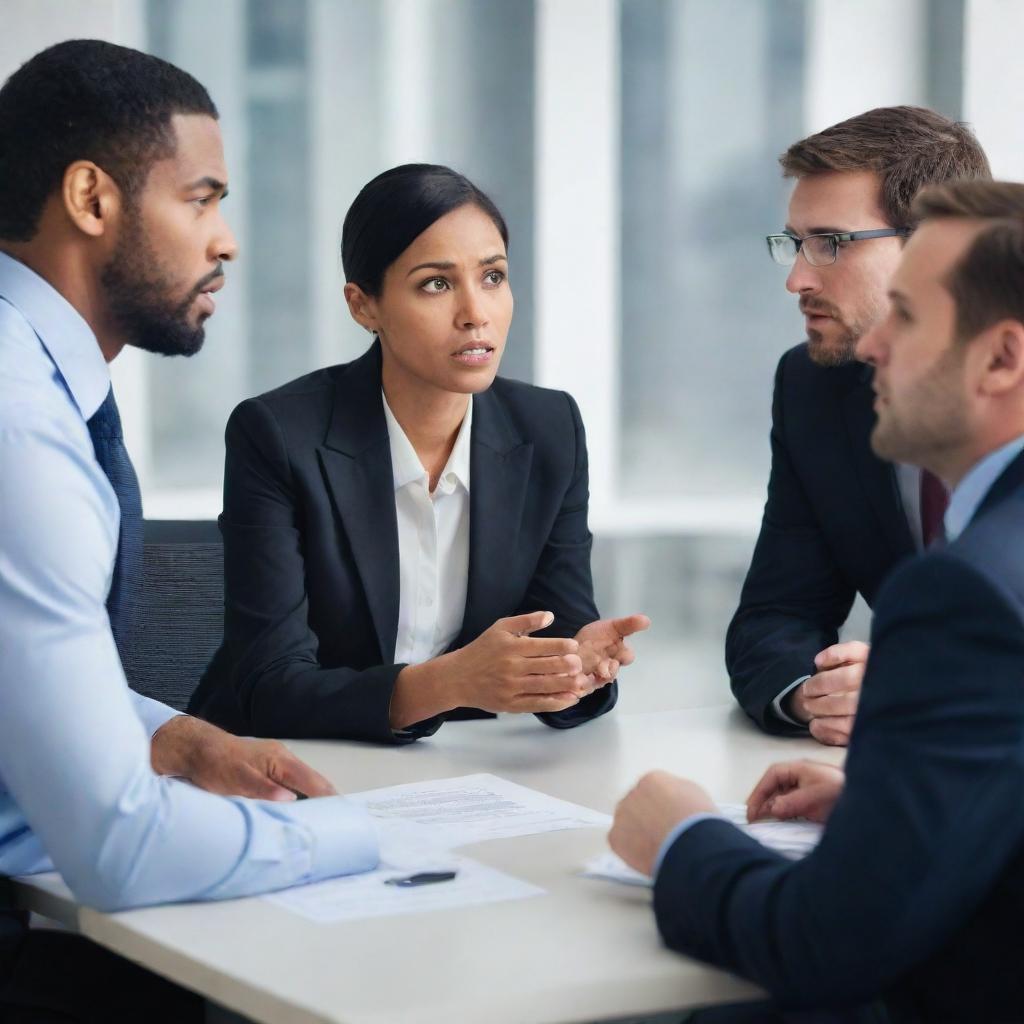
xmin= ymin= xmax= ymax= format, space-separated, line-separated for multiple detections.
xmin=87 ymin=386 xmax=144 ymax=662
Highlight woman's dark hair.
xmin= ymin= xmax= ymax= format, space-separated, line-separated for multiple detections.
xmin=0 ymin=39 xmax=217 ymax=242
xmin=341 ymin=164 xmax=509 ymax=296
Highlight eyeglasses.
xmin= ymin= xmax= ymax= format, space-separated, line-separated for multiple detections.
xmin=766 ymin=228 xmax=910 ymax=267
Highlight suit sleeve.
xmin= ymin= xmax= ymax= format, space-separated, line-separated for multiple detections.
xmin=726 ymin=351 xmax=858 ymax=733
xmin=519 ymin=392 xmax=616 ymax=729
xmin=656 ymin=553 xmax=1024 ymax=1008
xmin=215 ymin=398 xmax=437 ymax=744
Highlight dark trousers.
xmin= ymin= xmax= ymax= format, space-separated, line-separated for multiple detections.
xmin=0 ymin=910 xmax=203 ymax=1024
xmin=683 ymin=1001 xmax=893 ymax=1024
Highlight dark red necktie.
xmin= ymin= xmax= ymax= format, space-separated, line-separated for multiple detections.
xmin=920 ymin=469 xmax=949 ymax=547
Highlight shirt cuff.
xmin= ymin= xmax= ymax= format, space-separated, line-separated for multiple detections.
xmin=131 ymin=691 xmax=183 ymax=738
xmin=771 ymin=674 xmax=811 ymax=728
xmin=286 ymin=797 xmax=380 ymax=882
xmin=653 ymin=812 xmax=724 ymax=878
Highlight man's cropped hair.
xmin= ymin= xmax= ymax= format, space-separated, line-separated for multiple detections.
xmin=0 ymin=39 xmax=217 ymax=241
xmin=780 ymin=106 xmax=991 ymax=231
xmin=914 ymin=179 xmax=1024 ymax=344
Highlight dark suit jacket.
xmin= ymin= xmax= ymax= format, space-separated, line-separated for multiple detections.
xmin=188 ymin=342 xmax=615 ymax=743
xmin=0 ymin=877 xmax=25 ymax=986
xmin=656 ymin=449 xmax=1024 ymax=1021
xmin=726 ymin=343 xmax=915 ymax=733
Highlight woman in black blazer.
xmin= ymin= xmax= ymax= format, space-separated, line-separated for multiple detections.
xmin=189 ymin=164 xmax=648 ymax=743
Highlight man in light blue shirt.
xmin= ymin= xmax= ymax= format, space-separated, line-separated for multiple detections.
xmin=0 ymin=40 xmax=377 ymax=1021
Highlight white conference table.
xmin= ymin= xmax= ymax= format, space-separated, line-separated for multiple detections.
xmin=14 ymin=703 xmax=843 ymax=1024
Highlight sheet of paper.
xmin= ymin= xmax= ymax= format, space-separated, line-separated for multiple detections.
xmin=582 ymin=850 xmax=652 ymax=887
xmin=348 ymin=773 xmax=611 ymax=849
xmin=735 ymin=803 xmax=823 ymax=858
xmin=265 ymin=852 xmax=543 ymax=923
xmin=582 ymin=802 xmax=824 ymax=887
xmin=266 ymin=774 xmax=607 ymax=922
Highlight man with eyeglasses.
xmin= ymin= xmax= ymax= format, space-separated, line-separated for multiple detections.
xmin=613 ymin=176 xmax=1024 ymax=1024
xmin=726 ymin=106 xmax=991 ymax=745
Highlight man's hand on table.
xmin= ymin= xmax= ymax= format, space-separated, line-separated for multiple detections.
xmin=151 ymin=716 xmax=336 ymax=801
xmin=609 ymin=770 xmax=716 ymax=877
xmin=785 ymin=640 xmax=869 ymax=746
xmin=746 ymin=759 xmax=845 ymax=825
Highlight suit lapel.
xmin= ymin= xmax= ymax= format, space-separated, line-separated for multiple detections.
xmin=457 ymin=388 xmax=534 ymax=645
xmin=841 ymin=363 xmax=915 ymax=559
xmin=317 ymin=343 xmax=400 ymax=661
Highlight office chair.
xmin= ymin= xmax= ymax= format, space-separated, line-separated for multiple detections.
xmin=121 ymin=520 xmax=223 ymax=711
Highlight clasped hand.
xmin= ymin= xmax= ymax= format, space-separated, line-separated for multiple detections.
xmin=787 ymin=640 xmax=870 ymax=746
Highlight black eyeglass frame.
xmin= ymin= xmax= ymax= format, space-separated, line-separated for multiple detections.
xmin=766 ymin=227 xmax=911 ymax=267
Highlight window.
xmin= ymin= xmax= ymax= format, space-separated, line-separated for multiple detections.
xmin=53 ymin=0 xmax=990 ymax=707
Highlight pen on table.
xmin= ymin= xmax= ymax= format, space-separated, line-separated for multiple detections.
xmin=384 ymin=871 xmax=458 ymax=887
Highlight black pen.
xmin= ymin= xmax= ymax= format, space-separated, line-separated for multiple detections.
xmin=384 ymin=871 xmax=458 ymax=887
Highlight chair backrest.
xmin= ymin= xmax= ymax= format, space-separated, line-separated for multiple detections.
xmin=121 ymin=520 xmax=223 ymax=711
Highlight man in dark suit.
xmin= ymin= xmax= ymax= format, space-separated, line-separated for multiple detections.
xmin=728 ymin=106 xmax=991 ymax=745
xmin=611 ymin=179 xmax=1024 ymax=1021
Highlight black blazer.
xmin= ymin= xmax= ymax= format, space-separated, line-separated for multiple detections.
xmin=189 ymin=342 xmax=616 ymax=743
xmin=726 ymin=343 xmax=915 ymax=732
xmin=656 ymin=450 xmax=1024 ymax=1021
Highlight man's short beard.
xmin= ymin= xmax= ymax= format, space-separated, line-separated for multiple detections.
xmin=101 ymin=208 xmax=207 ymax=358
xmin=802 ymin=296 xmax=876 ymax=368
xmin=806 ymin=325 xmax=859 ymax=367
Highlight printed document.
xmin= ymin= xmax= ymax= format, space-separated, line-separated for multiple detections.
xmin=348 ymin=772 xmax=611 ymax=849
xmin=583 ymin=802 xmax=823 ymax=886
xmin=266 ymin=774 xmax=608 ymax=921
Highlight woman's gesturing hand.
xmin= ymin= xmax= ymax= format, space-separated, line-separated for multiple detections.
xmin=390 ymin=611 xmax=592 ymax=729
xmin=574 ymin=614 xmax=651 ymax=686
xmin=448 ymin=611 xmax=590 ymax=713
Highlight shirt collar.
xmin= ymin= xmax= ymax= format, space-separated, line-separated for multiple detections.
xmin=381 ymin=391 xmax=473 ymax=495
xmin=944 ymin=433 xmax=1024 ymax=542
xmin=0 ymin=251 xmax=109 ymax=421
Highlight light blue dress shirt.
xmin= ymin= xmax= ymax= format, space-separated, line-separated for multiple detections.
xmin=655 ymin=437 xmax=1024 ymax=878
xmin=943 ymin=434 xmax=1024 ymax=542
xmin=0 ymin=251 xmax=378 ymax=910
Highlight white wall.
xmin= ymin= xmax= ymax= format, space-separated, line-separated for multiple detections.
xmin=963 ymin=0 xmax=1024 ymax=179
xmin=805 ymin=0 xmax=927 ymax=132
xmin=1 ymin=1 xmax=138 ymax=82
xmin=534 ymin=0 xmax=620 ymax=513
